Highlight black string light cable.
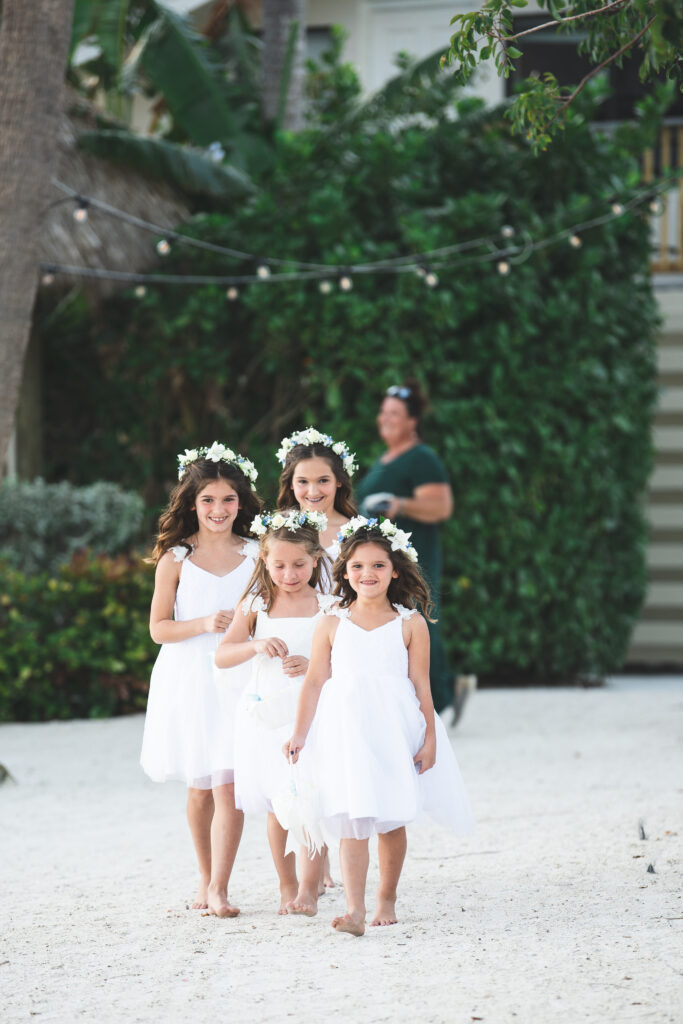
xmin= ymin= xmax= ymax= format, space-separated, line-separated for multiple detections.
xmin=42 ymin=177 xmax=678 ymax=289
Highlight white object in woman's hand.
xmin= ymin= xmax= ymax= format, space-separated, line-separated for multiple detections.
xmin=254 ymin=636 xmax=289 ymax=659
xmin=282 ymin=735 xmax=305 ymax=763
xmin=204 ymin=609 xmax=235 ymax=633
xmin=282 ymin=655 xmax=308 ymax=677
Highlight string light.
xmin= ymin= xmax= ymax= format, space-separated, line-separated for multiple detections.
xmin=425 ymin=270 xmax=439 ymax=287
xmin=41 ymin=268 xmax=55 ymax=285
xmin=43 ymin=179 xmax=672 ymax=292
xmin=73 ymin=199 xmax=89 ymax=223
xmin=226 ymin=286 xmax=239 ymax=301
xmin=134 ymin=285 xmax=146 ymax=298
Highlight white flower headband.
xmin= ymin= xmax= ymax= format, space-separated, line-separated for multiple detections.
xmin=177 ymin=442 xmax=258 ymax=488
xmin=276 ymin=426 xmax=358 ymax=477
xmin=250 ymin=508 xmax=328 ymax=537
xmin=337 ymin=515 xmax=419 ymax=563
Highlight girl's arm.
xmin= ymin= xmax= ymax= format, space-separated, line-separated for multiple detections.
xmin=284 ymin=616 xmax=335 ymax=762
xmin=405 ymin=614 xmax=437 ymax=774
xmin=215 ymin=601 xmax=289 ymax=667
xmin=149 ymin=552 xmax=233 ymax=644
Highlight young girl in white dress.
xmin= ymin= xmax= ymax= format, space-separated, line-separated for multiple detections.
xmin=140 ymin=443 xmax=261 ymax=918
xmin=215 ymin=509 xmax=330 ymax=915
xmin=284 ymin=517 xmax=474 ymax=935
xmin=275 ymin=426 xmax=358 ymax=889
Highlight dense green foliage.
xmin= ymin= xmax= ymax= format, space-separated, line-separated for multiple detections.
xmin=38 ymin=54 xmax=660 ymax=684
xmin=0 ymin=479 xmax=145 ymax=574
xmin=0 ymin=555 xmax=156 ymax=721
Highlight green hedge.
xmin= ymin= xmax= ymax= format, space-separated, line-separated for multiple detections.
xmin=0 ymin=554 xmax=156 ymax=721
xmin=37 ymin=59 xmax=661 ymax=683
xmin=0 ymin=479 xmax=146 ymax=574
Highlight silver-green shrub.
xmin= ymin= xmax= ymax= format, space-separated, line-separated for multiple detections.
xmin=0 ymin=479 xmax=145 ymax=574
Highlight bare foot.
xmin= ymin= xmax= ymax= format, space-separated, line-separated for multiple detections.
xmin=370 ymin=897 xmax=398 ymax=926
xmin=287 ymin=888 xmax=318 ymax=917
xmin=191 ymin=876 xmax=209 ymax=910
xmin=207 ymin=882 xmax=240 ymax=918
xmin=322 ymin=850 xmax=336 ymax=889
xmin=332 ymin=912 xmax=365 ymax=937
xmin=279 ymin=884 xmax=298 ymax=916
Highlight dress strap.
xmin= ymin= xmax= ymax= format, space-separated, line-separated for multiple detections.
xmin=394 ymin=603 xmax=417 ymax=620
xmin=171 ymin=544 xmax=191 ymax=563
xmin=239 ymin=538 xmax=260 ymax=559
xmin=242 ymin=593 xmax=267 ymax=615
xmin=318 ymin=594 xmax=349 ymax=618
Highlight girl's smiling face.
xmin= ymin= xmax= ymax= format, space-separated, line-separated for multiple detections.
xmin=344 ymin=542 xmax=398 ymax=598
xmin=263 ymin=538 xmax=317 ymax=594
xmin=193 ymin=480 xmax=240 ymax=533
xmin=291 ymin=456 xmax=341 ymax=518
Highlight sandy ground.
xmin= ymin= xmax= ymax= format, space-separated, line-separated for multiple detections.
xmin=1 ymin=677 xmax=682 ymax=1024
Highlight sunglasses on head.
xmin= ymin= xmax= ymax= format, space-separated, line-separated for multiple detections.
xmin=386 ymin=386 xmax=412 ymax=399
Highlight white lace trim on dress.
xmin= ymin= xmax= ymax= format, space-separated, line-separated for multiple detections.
xmin=171 ymin=545 xmax=190 ymax=562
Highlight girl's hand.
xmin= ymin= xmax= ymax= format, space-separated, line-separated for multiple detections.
xmin=413 ymin=736 xmax=436 ymax=775
xmin=283 ymin=735 xmax=305 ymax=763
xmin=282 ymin=655 xmax=309 ymax=678
xmin=253 ymin=636 xmax=289 ymax=659
xmin=203 ymin=609 xmax=235 ymax=633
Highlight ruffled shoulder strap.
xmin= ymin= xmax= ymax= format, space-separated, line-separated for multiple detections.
xmin=170 ymin=544 xmax=191 ymax=563
xmin=394 ymin=604 xmax=417 ymax=620
xmin=239 ymin=538 xmax=260 ymax=559
xmin=242 ymin=593 xmax=267 ymax=615
xmin=318 ymin=594 xmax=349 ymax=618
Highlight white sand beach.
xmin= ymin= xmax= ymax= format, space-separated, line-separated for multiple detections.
xmin=1 ymin=677 xmax=681 ymax=1024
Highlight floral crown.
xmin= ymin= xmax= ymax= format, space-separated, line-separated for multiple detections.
xmin=276 ymin=426 xmax=358 ymax=477
xmin=250 ymin=508 xmax=328 ymax=537
xmin=337 ymin=515 xmax=418 ymax=563
xmin=177 ymin=442 xmax=258 ymax=488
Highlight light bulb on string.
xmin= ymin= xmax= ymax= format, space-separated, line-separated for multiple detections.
xmin=318 ymin=280 xmax=332 ymax=295
xmin=425 ymin=271 xmax=439 ymax=288
xmin=569 ymin=234 xmax=582 ymax=249
xmin=415 ymin=265 xmax=427 ymax=278
xmin=649 ymin=196 xmax=663 ymax=215
xmin=156 ymin=238 xmax=172 ymax=256
xmin=610 ymin=198 xmax=624 ymax=215
xmin=501 ymin=224 xmax=515 ymax=239
xmin=339 ymin=273 xmax=353 ymax=292
xmin=134 ymin=285 xmax=147 ymax=298
xmin=256 ymin=261 xmax=271 ymax=279
xmin=226 ymin=286 xmax=239 ymax=301
xmin=73 ymin=199 xmax=89 ymax=223
xmin=497 ymin=260 xmax=510 ymax=276
xmin=41 ymin=268 xmax=55 ymax=286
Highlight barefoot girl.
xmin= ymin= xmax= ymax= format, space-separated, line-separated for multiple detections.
xmin=284 ymin=517 xmax=474 ymax=935
xmin=276 ymin=426 xmax=358 ymax=889
xmin=141 ymin=443 xmax=261 ymax=918
xmin=215 ymin=509 xmax=330 ymax=915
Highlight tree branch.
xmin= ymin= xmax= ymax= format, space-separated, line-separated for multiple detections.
xmin=558 ymin=12 xmax=656 ymax=114
xmin=505 ymin=0 xmax=631 ymax=42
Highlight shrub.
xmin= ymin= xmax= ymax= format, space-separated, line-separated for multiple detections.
xmin=0 ymin=554 xmax=156 ymax=721
xmin=0 ymin=479 xmax=146 ymax=574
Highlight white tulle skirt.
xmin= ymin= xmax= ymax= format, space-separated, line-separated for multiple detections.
xmin=295 ymin=669 xmax=474 ymax=842
xmin=140 ymin=634 xmax=249 ymax=788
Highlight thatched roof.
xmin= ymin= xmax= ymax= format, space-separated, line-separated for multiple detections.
xmin=41 ymin=92 xmax=191 ymax=299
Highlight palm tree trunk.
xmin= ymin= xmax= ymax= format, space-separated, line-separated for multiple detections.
xmin=262 ymin=0 xmax=306 ymax=132
xmin=0 ymin=0 xmax=75 ymax=473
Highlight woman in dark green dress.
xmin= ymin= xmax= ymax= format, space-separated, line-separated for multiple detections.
xmin=356 ymin=383 xmax=469 ymax=720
